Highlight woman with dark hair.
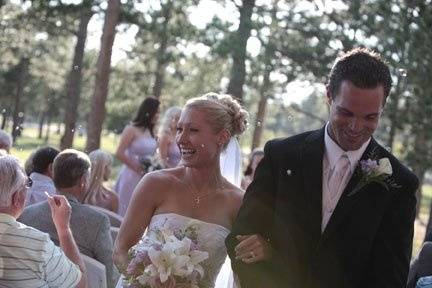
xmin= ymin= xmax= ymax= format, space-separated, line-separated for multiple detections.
xmin=114 ymin=97 xmax=160 ymax=216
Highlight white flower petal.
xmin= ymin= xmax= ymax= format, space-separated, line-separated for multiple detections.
xmin=378 ymin=158 xmax=392 ymax=175
xmin=190 ymin=250 xmax=209 ymax=264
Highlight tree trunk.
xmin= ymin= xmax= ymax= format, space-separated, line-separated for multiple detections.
xmin=1 ymin=113 xmax=7 ymax=130
xmin=60 ymin=8 xmax=92 ymax=150
xmin=386 ymin=74 xmax=403 ymax=150
xmin=251 ymin=64 xmax=272 ymax=150
xmin=38 ymin=110 xmax=47 ymax=139
xmin=45 ymin=113 xmax=52 ymax=143
xmin=226 ymin=0 xmax=256 ymax=102
xmin=85 ymin=0 xmax=121 ymax=152
xmin=151 ymin=0 xmax=172 ymax=99
xmin=11 ymin=58 xmax=29 ymax=143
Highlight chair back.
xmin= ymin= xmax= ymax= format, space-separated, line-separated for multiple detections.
xmin=86 ymin=204 xmax=123 ymax=227
xmin=82 ymin=254 xmax=107 ymax=288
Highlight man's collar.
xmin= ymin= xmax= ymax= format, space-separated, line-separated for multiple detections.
xmin=60 ymin=193 xmax=80 ymax=204
xmin=30 ymin=172 xmax=53 ymax=183
xmin=0 ymin=212 xmax=17 ymax=223
xmin=324 ymin=122 xmax=371 ymax=172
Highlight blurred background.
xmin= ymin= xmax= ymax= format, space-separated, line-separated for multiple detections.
xmin=1 ymin=0 xmax=431 ymax=256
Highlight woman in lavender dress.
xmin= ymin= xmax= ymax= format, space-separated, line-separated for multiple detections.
xmin=114 ymin=98 xmax=160 ymax=216
xmin=158 ymin=106 xmax=182 ymax=168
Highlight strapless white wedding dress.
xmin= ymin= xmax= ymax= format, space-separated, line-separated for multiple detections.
xmin=116 ymin=213 xmax=231 ymax=288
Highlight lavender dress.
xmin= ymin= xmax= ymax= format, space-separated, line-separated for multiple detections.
xmin=115 ymin=130 xmax=157 ymax=216
xmin=166 ymin=141 xmax=181 ymax=168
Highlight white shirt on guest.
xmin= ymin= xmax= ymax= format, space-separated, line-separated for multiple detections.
xmin=26 ymin=172 xmax=57 ymax=206
xmin=0 ymin=213 xmax=81 ymax=287
xmin=322 ymin=123 xmax=370 ymax=232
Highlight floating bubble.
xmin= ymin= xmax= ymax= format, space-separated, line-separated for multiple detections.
xmin=18 ymin=112 xmax=24 ymax=118
xmin=73 ymin=65 xmax=79 ymax=70
xmin=256 ymin=121 xmax=262 ymax=127
xmin=201 ymin=144 xmax=205 ymax=148
xmin=1 ymin=109 xmax=6 ymax=114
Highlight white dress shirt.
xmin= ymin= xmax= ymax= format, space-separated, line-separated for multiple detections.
xmin=322 ymin=123 xmax=370 ymax=232
xmin=26 ymin=172 xmax=57 ymax=205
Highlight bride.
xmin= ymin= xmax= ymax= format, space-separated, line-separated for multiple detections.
xmin=114 ymin=93 xmax=261 ymax=287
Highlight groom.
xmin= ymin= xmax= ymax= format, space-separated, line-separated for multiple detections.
xmin=226 ymin=48 xmax=419 ymax=288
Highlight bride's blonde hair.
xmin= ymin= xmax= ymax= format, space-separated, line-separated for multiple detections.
xmin=184 ymin=92 xmax=248 ymax=140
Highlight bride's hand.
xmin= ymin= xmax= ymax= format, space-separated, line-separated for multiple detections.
xmin=234 ymin=234 xmax=271 ymax=264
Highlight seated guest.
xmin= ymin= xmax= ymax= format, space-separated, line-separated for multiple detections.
xmin=408 ymin=242 xmax=432 ymax=288
xmin=26 ymin=146 xmax=59 ymax=205
xmin=19 ymin=149 xmax=118 ymax=288
xmin=0 ymin=129 xmax=12 ymax=153
xmin=0 ymin=154 xmax=87 ymax=288
xmin=84 ymin=149 xmax=119 ymax=213
xmin=241 ymin=148 xmax=264 ymax=190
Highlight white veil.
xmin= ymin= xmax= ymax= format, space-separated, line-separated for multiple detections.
xmin=219 ymin=137 xmax=242 ymax=187
xmin=216 ymin=137 xmax=242 ymax=288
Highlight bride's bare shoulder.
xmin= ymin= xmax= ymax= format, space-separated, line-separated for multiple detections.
xmin=138 ymin=167 xmax=185 ymax=190
xmin=223 ymin=181 xmax=244 ymax=206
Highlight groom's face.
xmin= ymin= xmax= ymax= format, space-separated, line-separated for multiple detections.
xmin=327 ymin=80 xmax=384 ymax=151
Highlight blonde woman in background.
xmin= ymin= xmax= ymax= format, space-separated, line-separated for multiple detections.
xmin=84 ymin=149 xmax=119 ymax=212
xmin=157 ymin=106 xmax=182 ymax=168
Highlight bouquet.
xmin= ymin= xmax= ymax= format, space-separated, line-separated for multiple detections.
xmin=124 ymin=222 xmax=209 ymax=288
xmin=139 ymin=155 xmax=163 ymax=174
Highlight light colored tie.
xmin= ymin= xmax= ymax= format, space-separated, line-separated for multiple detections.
xmin=328 ymin=154 xmax=350 ymax=200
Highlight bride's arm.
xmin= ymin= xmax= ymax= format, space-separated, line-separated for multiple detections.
xmin=113 ymin=172 xmax=163 ymax=271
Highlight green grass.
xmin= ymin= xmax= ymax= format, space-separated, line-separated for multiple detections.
xmin=11 ymin=126 xmax=122 ymax=183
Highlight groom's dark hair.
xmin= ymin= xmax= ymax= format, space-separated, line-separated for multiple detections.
xmin=327 ymin=47 xmax=392 ymax=104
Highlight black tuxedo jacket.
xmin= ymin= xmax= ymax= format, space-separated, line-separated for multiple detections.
xmin=226 ymin=128 xmax=418 ymax=288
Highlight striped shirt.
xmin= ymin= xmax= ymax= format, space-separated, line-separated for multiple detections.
xmin=0 ymin=213 xmax=81 ymax=287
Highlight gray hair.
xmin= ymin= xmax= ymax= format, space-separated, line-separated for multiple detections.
xmin=0 ymin=129 xmax=12 ymax=151
xmin=0 ymin=155 xmax=26 ymax=206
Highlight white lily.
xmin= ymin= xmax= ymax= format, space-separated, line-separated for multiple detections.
xmin=147 ymin=245 xmax=192 ymax=282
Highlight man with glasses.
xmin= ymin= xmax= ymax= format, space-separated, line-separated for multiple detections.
xmin=0 ymin=154 xmax=87 ymax=287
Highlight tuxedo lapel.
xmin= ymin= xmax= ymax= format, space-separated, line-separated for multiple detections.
xmin=301 ymin=127 xmax=325 ymax=245
xmin=320 ymin=138 xmax=381 ymax=243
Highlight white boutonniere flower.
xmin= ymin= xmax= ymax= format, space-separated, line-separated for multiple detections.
xmin=348 ymin=157 xmax=396 ymax=196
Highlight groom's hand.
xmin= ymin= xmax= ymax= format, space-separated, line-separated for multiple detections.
xmin=234 ymin=234 xmax=272 ymax=263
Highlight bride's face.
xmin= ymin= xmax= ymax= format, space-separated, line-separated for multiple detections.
xmin=176 ymin=107 xmax=222 ymax=168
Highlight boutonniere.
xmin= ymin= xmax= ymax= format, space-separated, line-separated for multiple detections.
xmin=348 ymin=157 xmax=399 ymax=196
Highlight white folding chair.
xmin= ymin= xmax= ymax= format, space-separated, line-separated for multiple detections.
xmin=81 ymin=254 xmax=107 ymax=288
xmin=86 ymin=205 xmax=123 ymax=227
xmin=110 ymin=226 xmax=120 ymax=244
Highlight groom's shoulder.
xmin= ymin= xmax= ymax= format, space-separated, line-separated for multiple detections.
xmin=264 ymin=129 xmax=318 ymax=154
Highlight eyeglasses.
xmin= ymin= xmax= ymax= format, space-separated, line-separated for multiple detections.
xmin=25 ymin=177 xmax=33 ymax=189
